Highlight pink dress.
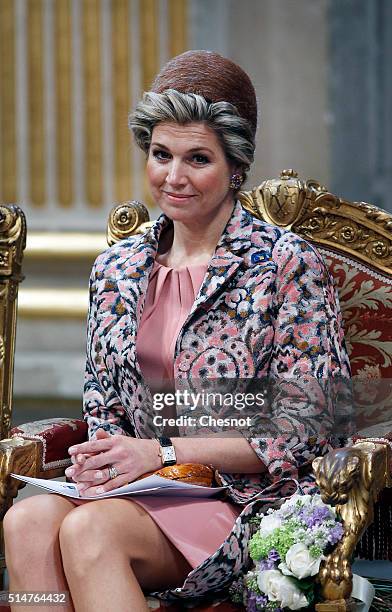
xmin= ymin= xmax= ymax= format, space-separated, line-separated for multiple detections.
xmin=133 ymin=260 xmax=241 ymax=568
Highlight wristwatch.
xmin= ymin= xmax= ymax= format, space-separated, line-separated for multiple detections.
xmin=158 ymin=436 xmax=177 ymax=467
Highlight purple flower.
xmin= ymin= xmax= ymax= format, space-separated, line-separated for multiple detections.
xmin=257 ymin=549 xmax=280 ymax=571
xmin=300 ymin=505 xmax=330 ymax=528
xmin=246 ymin=591 xmax=268 ymax=611
xmin=257 ymin=559 xmax=273 ymax=571
xmin=268 ymin=549 xmax=281 ymax=564
xmin=328 ymin=523 xmax=344 ymax=545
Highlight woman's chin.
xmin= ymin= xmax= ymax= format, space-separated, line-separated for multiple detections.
xmin=158 ymin=204 xmax=197 ymax=223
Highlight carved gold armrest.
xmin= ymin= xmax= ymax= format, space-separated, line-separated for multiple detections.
xmin=312 ymin=441 xmax=391 ymax=611
xmin=0 ymin=437 xmax=41 ymax=518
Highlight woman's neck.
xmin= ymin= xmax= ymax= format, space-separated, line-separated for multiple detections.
xmin=157 ymin=200 xmax=235 ymax=269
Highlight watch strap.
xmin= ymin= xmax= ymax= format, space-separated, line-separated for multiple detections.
xmin=157 ymin=436 xmax=176 ymax=466
xmin=158 ymin=436 xmax=173 ymax=448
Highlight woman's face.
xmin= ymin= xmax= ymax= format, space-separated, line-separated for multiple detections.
xmin=146 ymin=121 xmax=235 ymax=224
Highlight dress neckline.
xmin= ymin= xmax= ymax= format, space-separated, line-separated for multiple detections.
xmin=153 ymin=259 xmax=209 ymax=272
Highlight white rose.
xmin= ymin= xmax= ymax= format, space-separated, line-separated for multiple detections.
xmin=279 ymin=542 xmax=324 ymax=579
xmin=257 ymin=569 xmax=308 ymax=610
xmin=279 ymin=494 xmax=312 ymax=514
xmin=259 ymin=513 xmax=282 ymax=537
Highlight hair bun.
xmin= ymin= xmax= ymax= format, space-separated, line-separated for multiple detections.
xmin=151 ymin=50 xmax=257 ymax=138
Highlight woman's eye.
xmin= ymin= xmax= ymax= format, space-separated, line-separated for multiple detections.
xmin=152 ymin=149 xmax=170 ymax=161
xmin=192 ymin=154 xmax=209 ymax=164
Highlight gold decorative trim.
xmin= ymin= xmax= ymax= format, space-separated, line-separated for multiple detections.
xmin=314 ymin=442 xmax=390 ymax=607
xmin=82 ymin=0 xmax=102 ymax=206
xmin=0 ymin=0 xmax=17 ymax=203
xmin=107 ymin=201 xmax=151 ymax=246
xmin=168 ymin=0 xmax=188 ymax=59
xmin=0 ymin=206 xmax=26 ymax=275
xmin=242 ymin=170 xmax=392 ymax=277
xmin=27 ymin=0 xmax=45 ymax=206
xmin=55 ymin=0 xmax=73 ymax=207
xmin=0 ymin=437 xmax=41 ymax=515
xmin=0 ymin=206 xmax=26 ymax=440
xmin=25 ymin=232 xmax=107 ymax=260
xmin=112 ymin=0 xmax=132 ymax=202
xmin=18 ymin=288 xmax=88 ymax=319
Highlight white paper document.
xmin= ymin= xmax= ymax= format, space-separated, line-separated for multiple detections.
xmin=11 ymin=473 xmax=228 ymax=500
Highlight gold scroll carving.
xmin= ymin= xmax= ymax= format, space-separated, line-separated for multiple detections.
xmin=0 ymin=206 xmax=26 ymax=441
xmin=240 ymin=170 xmax=392 ymax=276
xmin=107 ymin=201 xmax=151 ymax=246
xmin=313 ymin=442 xmax=391 ymax=610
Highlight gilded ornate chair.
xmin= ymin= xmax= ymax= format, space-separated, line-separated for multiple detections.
xmin=1 ymin=171 xmax=392 ymax=611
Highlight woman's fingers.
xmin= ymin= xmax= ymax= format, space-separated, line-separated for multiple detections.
xmin=79 ymin=472 xmax=130 ymax=497
xmin=68 ymin=437 xmax=113 ymax=457
xmin=71 ymin=452 xmax=92 ymax=466
xmin=74 ymin=449 xmax=120 ymax=472
xmin=70 ymin=466 xmax=112 ymax=483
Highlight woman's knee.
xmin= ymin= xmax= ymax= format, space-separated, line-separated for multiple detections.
xmin=59 ymin=503 xmax=110 ymax=574
xmin=4 ymin=495 xmax=69 ymax=570
xmin=59 ymin=501 xmax=147 ymax=573
xmin=4 ymin=495 xmax=61 ymax=541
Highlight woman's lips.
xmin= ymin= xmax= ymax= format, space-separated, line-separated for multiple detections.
xmin=163 ymin=192 xmax=196 ymax=202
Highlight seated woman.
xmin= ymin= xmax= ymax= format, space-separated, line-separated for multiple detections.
xmin=3 ymin=50 xmax=350 ymax=611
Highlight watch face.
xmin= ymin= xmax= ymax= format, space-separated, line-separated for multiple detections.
xmin=162 ymin=446 xmax=176 ymax=463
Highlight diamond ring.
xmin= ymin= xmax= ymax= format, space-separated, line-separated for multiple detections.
xmin=108 ymin=465 xmax=119 ymax=480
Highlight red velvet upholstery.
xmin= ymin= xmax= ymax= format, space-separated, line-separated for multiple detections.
xmin=11 ymin=418 xmax=88 ymax=471
xmin=319 ymin=247 xmax=392 ymax=560
xmin=321 ymin=249 xmax=392 ymax=376
xmin=320 ymin=248 xmax=392 ymax=434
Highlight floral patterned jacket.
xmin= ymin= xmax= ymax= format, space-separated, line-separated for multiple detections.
xmin=83 ymin=200 xmax=351 ymax=603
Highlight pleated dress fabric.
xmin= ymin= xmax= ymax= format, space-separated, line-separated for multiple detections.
xmin=134 ymin=260 xmax=241 ymax=569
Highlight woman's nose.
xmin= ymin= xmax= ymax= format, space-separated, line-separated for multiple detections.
xmin=165 ymin=161 xmax=187 ymax=186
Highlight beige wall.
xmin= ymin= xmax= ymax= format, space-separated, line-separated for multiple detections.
xmin=190 ymin=0 xmax=330 ymax=189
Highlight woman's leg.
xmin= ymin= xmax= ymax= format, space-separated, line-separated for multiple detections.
xmin=59 ymin=498 xmax=192 ymax=612
xmin=3 ymin=494 xmax=77 ymax=611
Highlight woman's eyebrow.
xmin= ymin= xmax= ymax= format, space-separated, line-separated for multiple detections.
xmin=151 ymin=141 xmax=214 ymax=155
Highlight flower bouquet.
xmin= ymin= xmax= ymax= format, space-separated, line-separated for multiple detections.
xmin=241 ymin=494 xmax=344 ymax=611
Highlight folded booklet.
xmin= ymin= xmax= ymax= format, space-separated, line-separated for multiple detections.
xmin=11 ymin=473 xmax=228 ymax=500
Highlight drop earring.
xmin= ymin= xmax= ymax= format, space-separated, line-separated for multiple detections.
xmin=229 ymin=174 xmax=243 ymax=190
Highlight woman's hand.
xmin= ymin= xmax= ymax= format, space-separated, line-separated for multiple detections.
xmin=66 ymin=430 xmax=161 ymax=497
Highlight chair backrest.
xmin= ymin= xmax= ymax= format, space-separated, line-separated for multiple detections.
xmin=0 ymin=206 xmax=26 ymax=440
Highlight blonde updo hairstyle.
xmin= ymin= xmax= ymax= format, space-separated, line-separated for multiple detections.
xmin=129 ymin=50 xmax=258 ymax=188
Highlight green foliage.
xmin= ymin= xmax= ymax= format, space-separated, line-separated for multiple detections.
xmin=249 ymin=524 xmax=296 ymax=562
xmin=309 ymin=544 xmax=323 ymax=558
xmin=245 ymin=572 xmax=260 ymax=594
